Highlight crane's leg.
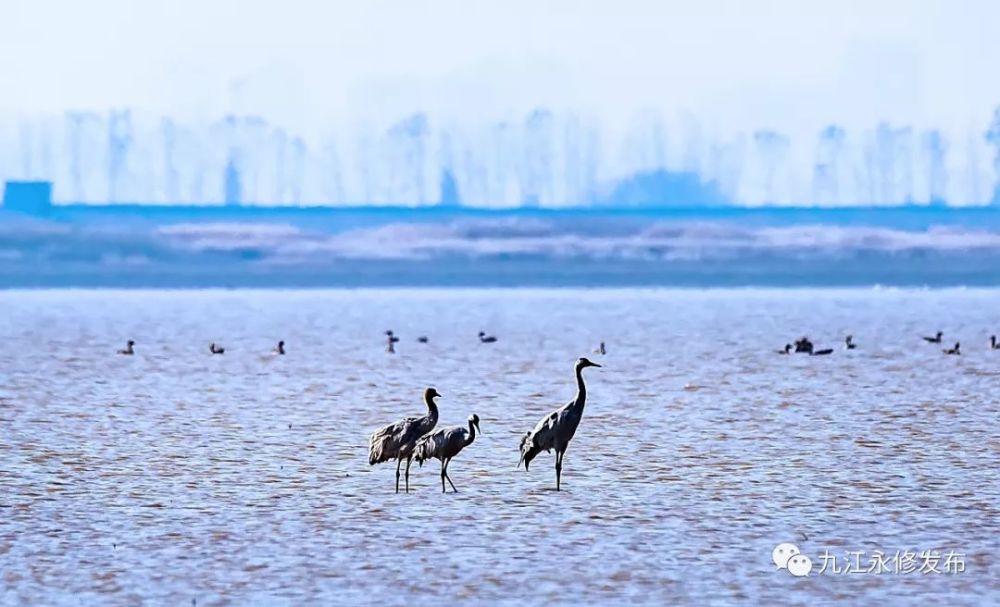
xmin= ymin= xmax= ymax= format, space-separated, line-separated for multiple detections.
xmin=440 ymin=460 xmax=446 ymax=493
xmin=404 ymin=456 xmax=413 ymax=493
xmin=395 ymin=458 xmax=402 ymax=494
xmin=555 ymin=450 xmax=563 ymax=491
xmin=443 ymin=459 xmax=458 ymax=493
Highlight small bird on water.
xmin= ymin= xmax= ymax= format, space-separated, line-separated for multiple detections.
xmin=923 ymin=331 xmax=943 ymax=344
xmin=385 ymin=330 xmax=400 ymax=353
xmin=209 ymin=343 xmax=225 ymax=355
xmin=990 ymin=335 xmax=999 ymax=350
xmin=594 ymin=341 xmax=606 ymax=355
xmin=368 ymin=387 xmax=441 ymax=493
xmin=273 ymin=340 xmax=285 ymax=355
xmin=518 ymin=357 xmax=601 ymax=491
xmin=117 ymin=340 xmax=135 ymax=355
xmin=845 ymin=335 xmax=857 ymax=350
xmin=414 ymin=413 xmax=482 ymax=492
xmin=478 ymin=331 xmax=498 ymax=343
xmin=944 ymin=342 xmax=961 ymax=355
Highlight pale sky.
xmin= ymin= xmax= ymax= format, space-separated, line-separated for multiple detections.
xmin=2 ymin=0 xmax=999 ymax=135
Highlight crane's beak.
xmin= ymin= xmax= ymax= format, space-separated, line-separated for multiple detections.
xmin=591 ymin=361 xmax=602 ymax=368
xmin=474 ymin=421 xmax=483 ymax=437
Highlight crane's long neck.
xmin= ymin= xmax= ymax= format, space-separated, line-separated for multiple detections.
xmin=465 ymin=419 xmax=477 ymax=446
xmin=573 ymin=364 xmax=587 ymax=410
xmin=425 ymin=396 xmax=439 ymax=423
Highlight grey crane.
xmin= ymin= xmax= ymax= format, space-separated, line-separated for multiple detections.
xmin=414 ymin=413 xmax=482 ymax=492
xmin=518 ymin=357 xmax=601 ymax=491
xmin=368 ymin=387 xmax=441 ymax=493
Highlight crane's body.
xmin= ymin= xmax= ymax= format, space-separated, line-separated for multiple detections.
xmin=518 ymin=358 xmax=600 ymax=491
xmin=414 ymin=414 xmax=481 ymax=492
xmin=368 ymin=387 xmax=440 ymax=493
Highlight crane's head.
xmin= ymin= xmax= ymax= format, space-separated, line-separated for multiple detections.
xmin=468 ymin=413 xmax=481 ymax=435
xmin=425 ymin=387 xmax=442 ymax=401
xmin=576 ymin=357 xmax=601 ymax=369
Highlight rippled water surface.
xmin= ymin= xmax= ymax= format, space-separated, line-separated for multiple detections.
xmin=1 ymin=289 xmax=998 ymax=606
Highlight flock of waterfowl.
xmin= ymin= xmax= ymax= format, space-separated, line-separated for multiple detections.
xmin=113 ymin=332 xmax=601 ymax=493
xmin=110 ymin=327 xmax=997 ymax=494
xmin=778 ymin=332 xmax=1000 ymax=357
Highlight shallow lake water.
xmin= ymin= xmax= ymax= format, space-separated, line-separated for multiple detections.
xmin=1 ymin=288 xmax=998 ymax=606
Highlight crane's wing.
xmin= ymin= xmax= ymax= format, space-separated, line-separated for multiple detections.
xmin=415 ymin=426 xmax=469 ymax=465
xmin=368 ymin=415 xmax=421 ymax=465
xmin=518 ymin=404 xmax=567 ymax=470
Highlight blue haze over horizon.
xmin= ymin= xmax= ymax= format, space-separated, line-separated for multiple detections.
xmin=4 ymin=1 xmax=1000 ymax=208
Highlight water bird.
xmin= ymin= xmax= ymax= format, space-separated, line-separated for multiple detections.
xmin=518 ymin=357 xmax=601 ymax=491
xmin=777 ymin=344 xmax=792 ymax=355
xmin=414 ymin=413 xmax=482 ymax=492
xmin=273 ymin=340 xmax=285 ymax=355
xmin=923 ymin=331 xmax=943 ymax=344
xmin=417 ymin=336 xmax=429 ymax=343
xmin=990 ymin=335 xmax=999 ymax=350
xmin=811 ymin=348 xmax=834 ymax=356
xmin=794 ymin=337 xmax=814 ymax=354
xmin=478 ymin=331 xmax=498 ymax=343
xmin=386 ymin=330 xmax=400 ymax=353
xmin=594 ymin=341 xmax=606 ymax=355
xmin=210 ymin=343 xmax=225 ymax=355
xmin=944 ymin=342 xmax=961 ymax=355
xmin=368 ymin=387 xmax=441 ymax=493
xmin=117 ymin=340 xmax=135 ymax=355
xmin=845 ymin=335 xmax=857 ymax=350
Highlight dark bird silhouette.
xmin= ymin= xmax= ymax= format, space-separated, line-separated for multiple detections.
xmin=368 ymin=387 xmax=441 ymax=493
xmin=845 ymin=335 xmax=857 ymax=350
xmin=210 ymin=343 xmax=225 ymax=355
xmin=924 ymin=331 xmax=943 ymax=344
xmin=777 ymin=344 xmax=792 ymax=355
xmin=478 ymin=331 xmax=498 ymax=343
xmin=414 ymin=413 xmax=481 ymax=492
xmin=794 ymin=337 xmax=814 ymax=354
xmin=594 ymin=341 xmax=606 ymax=355
xmin=811 ymin=348 xmax=834 ymax=356
xmin=273 ymin=340 xmax=285 ymax=355
xmin=117 ymin=340 xmax=135 ymax=355
xmin=518 ymin=357 xmax=601 ymax=491
xmin=944 ymin=342 xmax=961 ymax=355
xmin=386 ymin=330 xmax=400 ymax=353
xmin=990 ymin=335 xmax=999 ymax=350
xmin=417 ymin=336 xmax=429 ymax=344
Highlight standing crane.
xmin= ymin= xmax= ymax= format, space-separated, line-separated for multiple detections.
xmin=518 ymin=357 xmax=601 ymax=491
xmin=413 ymin=414 xmax=482 ymax=492
xmin=368 ymin=387 xmax=441 ymax=493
